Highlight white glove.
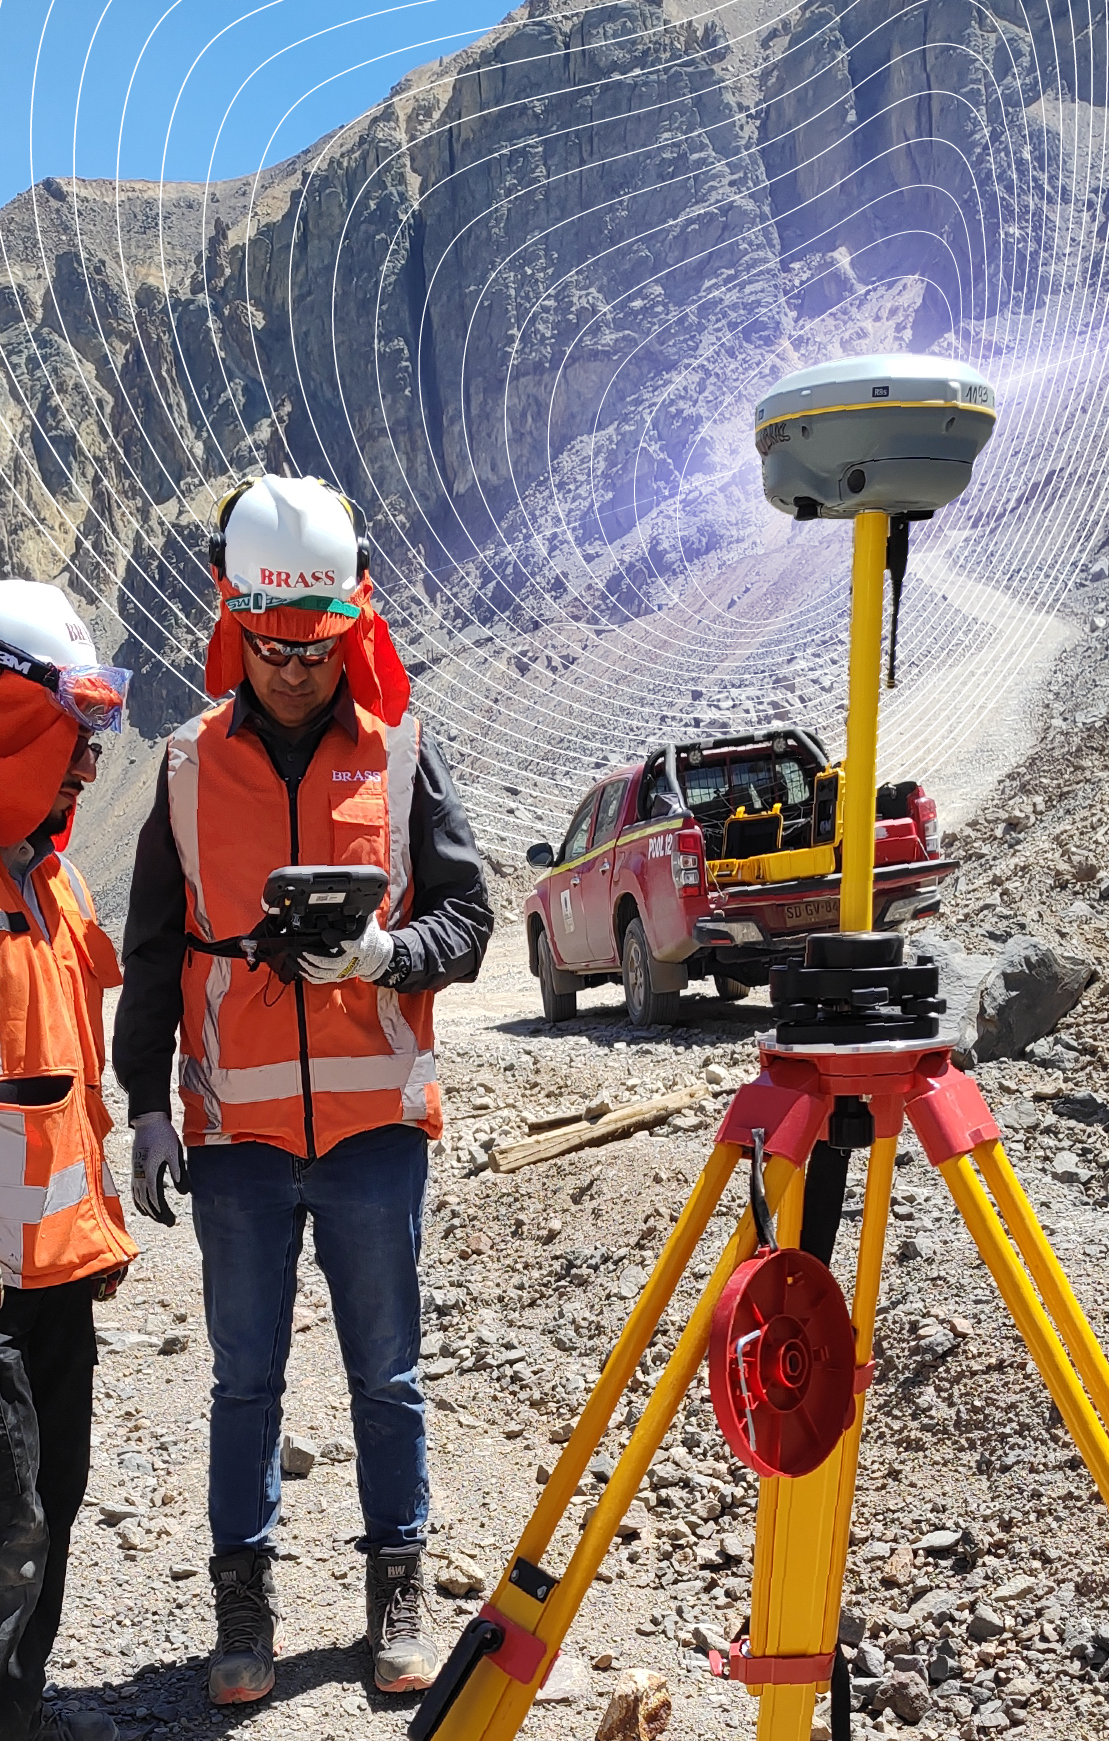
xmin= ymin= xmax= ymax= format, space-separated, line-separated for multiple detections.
xmin=299 ymin=914 xmax=395 ymax=986
xmin=131 ymin=1112 xmax=190 ymax=1228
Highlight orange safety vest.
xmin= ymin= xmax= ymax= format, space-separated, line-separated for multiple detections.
xmin=0 ymin=851 xmax=138 ymax=1289
xmin=167 ymin=699 xmax=442 ymax=1157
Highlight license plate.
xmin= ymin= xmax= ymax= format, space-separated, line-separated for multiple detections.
xmin=782 ymin=897 xmax=840 ymax=930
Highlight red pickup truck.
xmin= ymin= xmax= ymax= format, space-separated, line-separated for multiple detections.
xmin=523 ymin=729 xmax=956 ymax=1025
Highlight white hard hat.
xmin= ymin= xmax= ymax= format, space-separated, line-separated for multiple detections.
xmin=0 ymin=579 xmax=99 ymax=668
xmin=215 ymin=475 xmax=365 ymax=618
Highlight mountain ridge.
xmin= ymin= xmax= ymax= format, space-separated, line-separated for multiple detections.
xmin=1 ymin=0 xmax=1105 ymax=893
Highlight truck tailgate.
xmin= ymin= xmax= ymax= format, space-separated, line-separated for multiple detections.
xmin=711 ymin=859 xmax=956 ymax=936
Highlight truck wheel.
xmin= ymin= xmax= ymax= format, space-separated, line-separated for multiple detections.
xmin=622 ymin=917 xmax=680 ymax=1026
xmin=713 ymin=973 xmax=751 ymax=1002
xmin=538 ymin=931 xmax=577 ymax=1023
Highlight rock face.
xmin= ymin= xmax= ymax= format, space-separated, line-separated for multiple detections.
xmin=0 ymin=0 xmax=1089 ymax=753
xmin=916 ymin=931 xmax=996 ymax=1064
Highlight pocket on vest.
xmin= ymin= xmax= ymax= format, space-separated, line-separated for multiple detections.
xmin=0 ymin=1088 xmax=98 ymax=1284
xmin=330 ymin=788 xmax=387 ymax=869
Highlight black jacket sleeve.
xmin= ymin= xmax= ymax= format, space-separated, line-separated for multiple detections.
xmin=112 ymin=752 xmax=186 ymax=1122
xmin=390 ymin=728 xmax=494 ymax=993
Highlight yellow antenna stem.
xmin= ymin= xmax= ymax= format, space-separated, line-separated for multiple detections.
xmin=839 ymin=511 xmax=888 ymax=931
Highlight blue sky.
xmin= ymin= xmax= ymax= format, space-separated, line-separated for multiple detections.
xmin=0 ymin=0 xmax=505 ymax=207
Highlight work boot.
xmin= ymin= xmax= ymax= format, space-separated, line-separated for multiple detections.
xmin=207 ymin=1548 xmax=281 ymax=1705
xmin=36 ymin=1711 xmax=120 ymax=1740
xmin=366 ymin=1544 xmax=439 ymax=1693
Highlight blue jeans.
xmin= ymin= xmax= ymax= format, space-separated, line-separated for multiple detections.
xmin=188 ymin=1126 xmax=428 ymax=1557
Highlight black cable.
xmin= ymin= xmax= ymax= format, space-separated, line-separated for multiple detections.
xmin=885 ymin=513 xmax=910 ymax=689
xmin=831 ymin=1642 xmax=852 ymax=1738
xmin=800 ymin=1142 xmax=851 ymax=1267
xmin=750 ymin=1128 xmax=777 ymax=1251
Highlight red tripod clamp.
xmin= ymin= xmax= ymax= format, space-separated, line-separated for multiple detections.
xmin=709 ymin=1637 xmax=836 ymax=1686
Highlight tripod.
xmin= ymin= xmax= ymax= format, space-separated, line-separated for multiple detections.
xmin=412 ymin=511 xmax=1109 ymax=1741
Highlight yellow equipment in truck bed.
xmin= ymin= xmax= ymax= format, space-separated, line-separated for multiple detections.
xmin=708 ymin=844 xmax=838 ymax=886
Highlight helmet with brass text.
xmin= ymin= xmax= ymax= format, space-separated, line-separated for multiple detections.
xmin=204 ymin=474 xmax=409 ymax=725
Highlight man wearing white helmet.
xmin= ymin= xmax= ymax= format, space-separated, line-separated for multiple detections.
xmin=0 ymin=580 xmax=137 ymax=1741
xmin=114 ymin=477 xmax=492 ymax=1708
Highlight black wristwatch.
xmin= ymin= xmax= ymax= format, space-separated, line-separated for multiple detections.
xmin=378 ymin=937 xmax=412 ymax=989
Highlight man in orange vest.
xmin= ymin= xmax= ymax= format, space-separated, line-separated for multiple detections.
xmin=0 ymin=580 xmax=138 ymax=1741
xmin=114 ymin=477 xmax=493 ymax=1708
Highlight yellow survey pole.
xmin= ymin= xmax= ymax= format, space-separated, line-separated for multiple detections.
xmin=840 ymin=511 xmax=889 ymax=932
xmin=470 ymin=1156 xmax=799 ymax=1741
xmin=972 ymin=1140 xmax=1109 ymax=1427
xmin=940 ymin=1153 xmax=1109 ymax=1506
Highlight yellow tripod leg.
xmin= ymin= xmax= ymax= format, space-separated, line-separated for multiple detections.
xmin=512 ymin=1142 xmax=746 ymax=1569
xmin=820 ymin=1134 xmax=898 ymax=1647
xmin=461 ymin=1155 xmax=799 ymax=1741
xmin=750 ymin=1137 xmax=898 ymax=1740
xmin=751 ymin=1162 xmax=818 ymax=1741
xmin=972 ymin=1139 xmax=1109 ymax=1426
xmin=430 ymin=1149 xmax=794 ymax=1741
xmin=940 ymin=1154 xmax=1109 ymax=1506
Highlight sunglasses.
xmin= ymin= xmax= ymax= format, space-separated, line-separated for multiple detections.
xmin=242 ymin=628 xmax=342 ymax=668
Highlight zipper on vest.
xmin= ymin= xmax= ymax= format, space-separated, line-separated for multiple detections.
xmin=284 ymin=776 xmax=317 ymax=1168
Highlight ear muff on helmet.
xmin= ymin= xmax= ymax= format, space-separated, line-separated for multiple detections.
xmin=208 ymin=479 xmax=256 ymax=579
xmin=334 ymin=486 xmax=373 ymax=580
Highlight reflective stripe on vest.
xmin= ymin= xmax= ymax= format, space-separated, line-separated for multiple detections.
xmin=168 ymin=698 xmax=441 ymax=1154
xmin=180 ymin=1045 xmax=437 ymax=1106
xmin=386 ymin=713 xmax=419 ymax=924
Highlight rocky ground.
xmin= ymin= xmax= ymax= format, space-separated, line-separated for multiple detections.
xmin=42 ymin=585 xmax=1109 ymax=1741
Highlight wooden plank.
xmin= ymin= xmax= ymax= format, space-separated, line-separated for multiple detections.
xmin=525 ymin=1109 xmax=591 ymax=1134
xmin=491 ymin=1083 xmax=718 ymax=1174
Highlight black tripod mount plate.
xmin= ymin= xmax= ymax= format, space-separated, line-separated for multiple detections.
xmin=770 ymin=931 xmax=945 ymax=1047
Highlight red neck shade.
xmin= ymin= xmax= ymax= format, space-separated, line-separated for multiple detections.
xmin=204 ymin=576 xmax=411 ymax=727
xmin=0 ymin=672 xmax=79 ymax=850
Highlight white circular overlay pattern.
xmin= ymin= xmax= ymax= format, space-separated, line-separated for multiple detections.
xmin=1 ymin=1 xmax=1107 ymax=859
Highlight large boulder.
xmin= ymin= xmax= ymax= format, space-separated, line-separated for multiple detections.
xmin=916 ymin=932 xmax=994 ymax=1061
xmin=916 ymin=932 xmax=1094 ymax=1064
xmin=974 ymin=937 xmax=1095 ymax=1061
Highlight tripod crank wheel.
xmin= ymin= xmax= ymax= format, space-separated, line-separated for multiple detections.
xmin=709 ymin=1248 xmax=857 ymax=1478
